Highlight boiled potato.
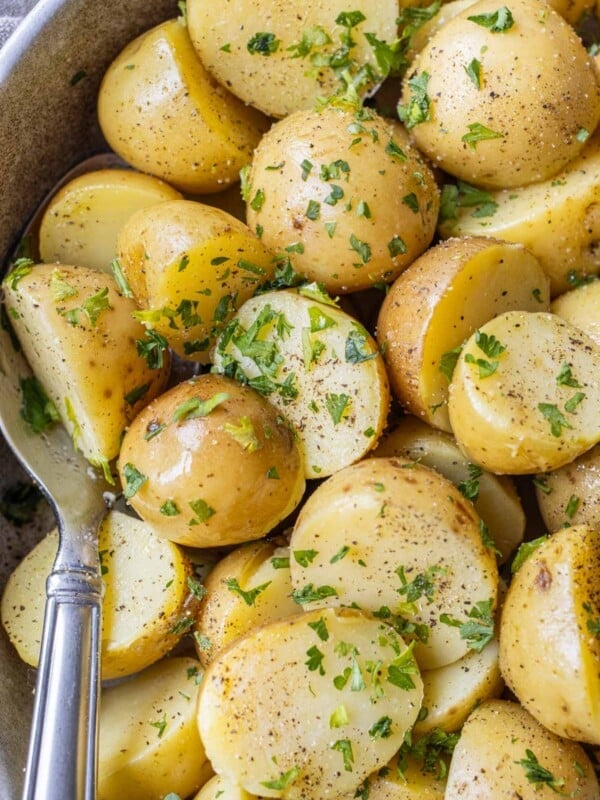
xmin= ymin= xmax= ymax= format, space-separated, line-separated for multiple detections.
xmin=414 ymin=637 xmax=503 ymax=736
xmin=117 ymin=373 xmax=305 ymax=548
xmin=244 ymin=106 xmax=439 ymax=293
xmin=535 ymin=442 xmax=600 ymax=531
xmin=38 ymin=168 xmax=181 ymax=273
xmin=339 ymin=752 xmax=447 ymax=800
xmin=212 ymin=287 xmax=390 ymax=478
xmin=193 ymin=775 xmax=254 ymax=800
xmin=499 ymin=525 xmax=600 ymax=744
xmin=187 ymin=0 xmax=398 ymax=118
xmin=438 ymin=132 xmax=600 ymax=296
xmin=289 ymin=457 xmax=499 ymax=670
xmin=117 ymin=199 xmax=278 ymax=361
xmin=376 ymin=237 xmax=549 ymax=431
xmin=98 ymin=657 xmax=212 ymax=800
xmin=1 ymin=510 xmax=195 ymax=679
xmin=193 ymin=540 xmax=298 ymax=666
xmin=402 ymin=0 xmax=600 ymax=189
xmin=445 ymin=700 xmax=599 ymax=799
xmin=407 ymin=0 xmax=479 ymax=61
xmin=197 ymin=607 xmax=424 ymax=799
xmin=2 ymin=262 xmax=169 ymax=471
xmin=552 ymin=278 xmax=600 ymax=346
xmin=373 ymin=416 xmax=525 ymax=563
xmin=448 ymin=311 xmax=600 ymax=473
xmin=97 ymin=18 xmax=269 ymax=194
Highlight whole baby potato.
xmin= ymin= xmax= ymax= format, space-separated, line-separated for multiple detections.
xmin=97 ymin=18 xmax=269 ymax=194
xmin=402 ymin=0 xmax=600 ymax=189
xmin=117 ymin=374 xmax=305 ymax=548
xmin=245 ymin=106 xmax=439 ymax=293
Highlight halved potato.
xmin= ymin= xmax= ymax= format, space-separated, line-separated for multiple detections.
xmin=499 ymin=525 xmax=600 ymax=744
xmin=448 ymin=311 xmax=600 ymax=474
xmin=373 ymin=416 xmax=525 ymax=563
xmin=38 ymin=168 xmax=181 ymax=273
xmin=193 ymin=775 xmax=254 ymax=800
xmin=338 ymin=752 xmax=447 ymax=800
xmin=289 ymin=457 xmax=499 ymax=669
xmin=197 ymin=607 xmax=424 ymax=799
xmin=117 ymin=373 xmax=305 ymax=548
xmin=445 ymin=700 xmax=599 ymax=799
xmin=193 ymin=540 xmax=298 ymax=667
xmin=2 ymin=262 xmax=169 ymax=470
xmin=376 ymin=237 xmax=549 ymax=431
xmin=438 ymin=132 xmax=600 ymax=296
xmin=552 ymin=279 xmax=600 ymax=347
xmin=212 ymin=288 xmax=390 ymax=478
xmin=97 ymin=18 xmax=269 ymax=194
xmin=117 ymin=199 xmax=278 ymax=362
xmin=98 ymin=657 xmax=212 ymax=800
xmin=535 ymin=442 xmax=600 ymax=531
xmin=0 ymin=510 xmax=195 ymax=679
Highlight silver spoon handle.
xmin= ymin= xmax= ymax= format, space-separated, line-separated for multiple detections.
xmin=22 ymin=567 xmax=103 ymax=800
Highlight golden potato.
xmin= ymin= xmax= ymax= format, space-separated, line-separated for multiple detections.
xmin=552 ymin=279 xmax=600 ymax=346
xmin=187 ymin=0 xmax=398 ymax=118
xmin=2 ymin=262 xmax=169 ymax=471
xmin=97 ymin=18 xmax=269 ymax=194
xmin=448 ymin=311 xmax=600 ymax=473
xmin=376 ymin=236 xmax=549 ymax=431
xmin=438 ymin=132 xmax=600 ymax=296
xmin=535 ymin=442 xmax=600 ymax=531
xmin=289 ymin=457 xmax=499 ymax=669
xmin=1 ymin=511 xmax=195 ymax=679
xmin=499 ymin=525 xmax=600 ymax=744
xmin=117 ymin=373 xmax=305 ymax=548
xmin=402 ymin=0 xmax=600 ymax=189
xmin=193 ymin=775 xmax=254 ymax=800
xmin=193 ymin=540 xmax=298 ymax=666
xmin=245 ymin=106 xmax=439 ymax=293
xmin=98 ymin=657 xmax=212 ymax=800
xmin=38 ymin=168 xmax=181 ymax=273
xmin=197 ymin=608 xmax=424 ymax=799
xmin=117 ymin=199 xmax=278 ymax=362
xmin=445 ymin=700 xmax=599 ymax=799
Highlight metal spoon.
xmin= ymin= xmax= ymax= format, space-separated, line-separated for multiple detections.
xmin=0 ymin=155 xmax=118 ymax=800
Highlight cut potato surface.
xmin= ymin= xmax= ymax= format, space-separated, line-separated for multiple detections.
xmin=193 ymin=774 xmax=255 ymax=800
xmin=2 ymin=262 xmax=169 ymax=469
xmin=197 ymin=607 xmax=424 ymax=799
xmin=289 ymin=457 xmax=499 ymax=669
xmin=98 ymin=657 xmax=212 ymax=800
xmin=499 ymin=525 xmax=600 ymax=744
xmin=338 ymin=753 xmax=447 ymax=800
xmin=38 ymin=168 xmax=181 ymax=273
xmin=212 ymin=288 xmax=390 ymax=478
xmin=448 ymin=311 xmax=600 ymax=474
xmin=438 ymin=132 xmax=600 ymax=296
xmin=373 ymin=416 xmax=525 ymax=564
xmin=187 ymin=0 xmax=398 ymax=118
xmin=552 ymin=279 xmax=600 ymax=347
xmin=535 ymin=442 xmax=600 ymax=532
xmin=0 ymin=510 xmax=194 ymax=679
xmin=193 ymin=540 xmax=298 ymax=666
xmin=445 ymin=700 xmax=600 ymax=799
xmin=98 ymin=19 xmax=268 ymax=194
xmin=117 ymin=199 xmax=278 ymax=362
xmin=376 ymin=237 xmax=549 ymax=431
xmin=118 ymin=373 xmax=305 ymax=548
xmin=244 ymin=106 xmax=439 ymax=294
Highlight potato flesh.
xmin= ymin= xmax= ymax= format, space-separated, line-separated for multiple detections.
xmin=552 ymin=280 xmax=600 ymax=347
xmin=376 ymin=237 xmax=550 ymax=431
xmin=197 ymin=608 xmax=424 ymax=799
xmin=98 ymin=657 xmax=212 ymax=800
xmin=448 ymin=311 xmax=600 ymax=473
xmin=289 ymin=457 xmax=499 ymax=669
xmin=212 ymin=289 xmax=390 ymax=478
xmin=499 ymin=526 xmax=600 ymax=744
xmin=38 ymin=168 xmax=181 ymax=273
xmin=535 ymin=442 xmax=600 ymax=532
xmin=0 ymin=510 xmax=193 ymax=679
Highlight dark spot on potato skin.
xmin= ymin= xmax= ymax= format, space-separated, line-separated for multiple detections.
xmin=535 ymin=560 xmax=552 ymax=590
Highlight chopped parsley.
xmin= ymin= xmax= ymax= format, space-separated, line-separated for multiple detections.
xmin=260 ymin=767 xmax=300 ymax=790
xmin=464 ymin=58 xmax=483 ymax=88
xmin=538 ymin=403 xmax=573 ymax=437
xmin=458 ymin=463 xmax=483 ymax=502
xmin=122 ymin=463 xmax=147 ymax=499
xmin=331 ymin=739 xmax=354 ymax=772
xmin=326 ymin=393 xmax=350 ymax=425
xmin=510 ymin=535 xmax=549 ymax=574
xmin=439 ymin=345 xmax=463 ymax=381
xmin=467 ymin=6 xmax=515 ymax=32
xmin=224 ymin=577 xmax=271 ymax=606
xmin=20 ymin=376 xmax=60 ymax=434
xmin=136 ymin=329 xmax=169 ymax=370
xmin=515 ymin=749 xmax=565 ymax=792
xmin=397 ymin=71 xmax=431 ymax=129
xmin=440 ymin=598 xmax=495 ymax=652
xmin=172 ymin=392 xmax=230 ymax=423
xmin=189 ymin=498 xmax=216 ymax=524
xmin=160 ymin=500 xmax=181 ymax=517
xmin=461 ymin=122 xmax=504 ymax=148
xmin=291 ymin=583 xmax=338 ymax=604
xmin=247 ymin=32 xmax=280 ymax=55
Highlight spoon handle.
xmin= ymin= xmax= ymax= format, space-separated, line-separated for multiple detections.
xmin=21 ymin=566 xmax=103 ymax=800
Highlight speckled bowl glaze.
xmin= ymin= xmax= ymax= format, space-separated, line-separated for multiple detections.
xmin=0 ymin=0 xmax=173 ymax=794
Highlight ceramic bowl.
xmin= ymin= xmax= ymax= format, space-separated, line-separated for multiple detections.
xmin=0 ymin=1 xmax=174 ymax=794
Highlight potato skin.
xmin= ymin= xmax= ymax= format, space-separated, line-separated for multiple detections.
xmin=535 ymin=442 xmax=600 ymax=531
xmin=117 ymin=374 xmax=305 ymax=548
xmin=97 ymin=19 xmax=269 ymax=194
xmin=404 ymin=0 xmax=600 ymax=189
xmin=245 ymin=106 xmax=439 ymax=293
